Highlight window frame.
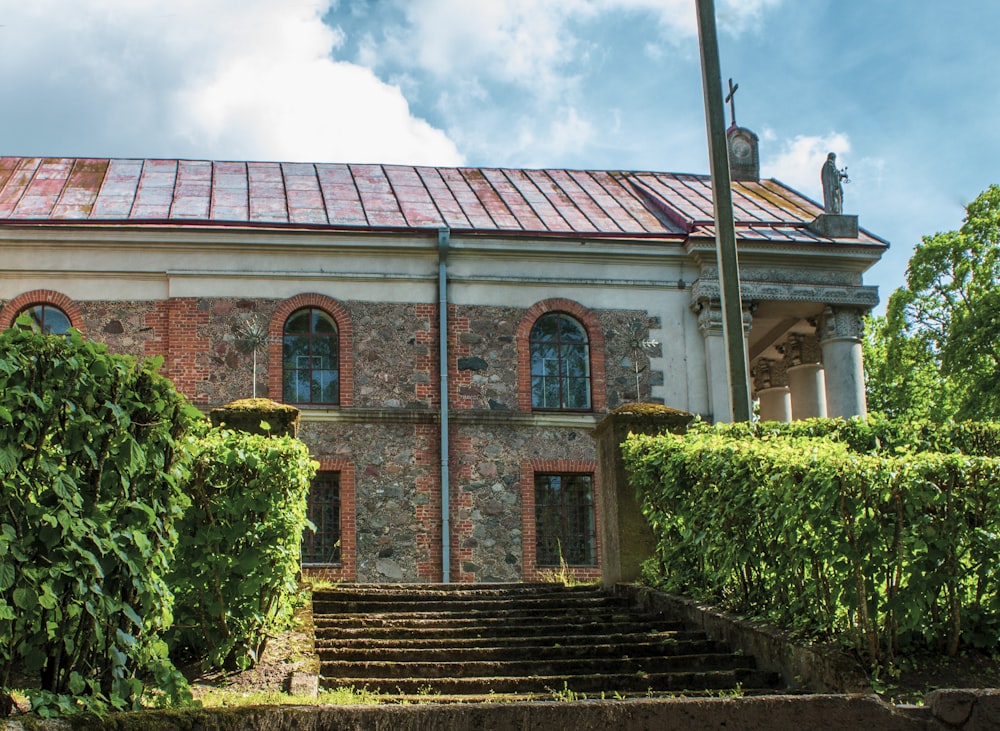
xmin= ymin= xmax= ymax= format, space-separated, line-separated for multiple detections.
xmin=17 ymin=303 xmax=73 ymax=335
xmin=0 ymin=290 xmax=84 ymax=335
xmin=516 ymin=299 xmax=605 ymax=413
xmin=532 ymin=472 xmax=598 ymax=568
xmin=302 ymin=470 xmax=342 ymax=567
xmin=269 ymin=294 xmax=353 ymax=409
xmin=281 ymin=307 xmax=340 ymax=406
xmin=529 ymin=312 xmax=592 ymax=411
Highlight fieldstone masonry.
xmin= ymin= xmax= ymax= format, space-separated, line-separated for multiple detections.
xmin=4 ymin=290 xmax=664 ymax=584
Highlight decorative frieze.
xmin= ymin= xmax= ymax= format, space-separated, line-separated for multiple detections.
xmin=692 ymin=278 xmax=879 ymax=309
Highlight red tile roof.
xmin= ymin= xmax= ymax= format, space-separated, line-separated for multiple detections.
xmin=0 ymin=157 xmax=886 ymax=245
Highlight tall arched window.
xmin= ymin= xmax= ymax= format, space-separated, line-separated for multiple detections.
xmin=283 ymin=307 xmax=339 ymax=405
xmin=530 ymin=313 xmax=591 ymax=410
xmin=18 ymin=304 xmax=72 ymax=335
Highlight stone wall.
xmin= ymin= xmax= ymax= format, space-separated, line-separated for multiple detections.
xmin=6 ymin=291 xmax=662 ymax=584
xmin=300 ymin=418 xmax=440 ymax=583
xmin=450 ymin=422 xmax=598 ymax=583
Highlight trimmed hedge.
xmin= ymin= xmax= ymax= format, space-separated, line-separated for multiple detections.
xmin=168 ymin=427 xmax=316 ymax=670
xmin=624 ymin=421 xmax=1000 ymax=662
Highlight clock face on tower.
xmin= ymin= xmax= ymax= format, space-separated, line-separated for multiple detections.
xmin=726 ymin=126 xmax=759 ymax=180
xmin=731 ymin=136 xmax=752 ymax=161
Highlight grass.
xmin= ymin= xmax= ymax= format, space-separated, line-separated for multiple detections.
xmin=195 ymin=685 xmax=383 ymax=707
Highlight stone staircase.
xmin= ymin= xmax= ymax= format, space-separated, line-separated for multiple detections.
xmin=312 ymin=582 xmax=782 ymax=700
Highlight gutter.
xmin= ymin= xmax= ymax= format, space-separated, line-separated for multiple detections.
xmin=438 ymin=228 xmax=451 ymax=583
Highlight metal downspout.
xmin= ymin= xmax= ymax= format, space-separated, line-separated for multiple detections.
xmin=438 ymin=228 xmax=451 ymax=583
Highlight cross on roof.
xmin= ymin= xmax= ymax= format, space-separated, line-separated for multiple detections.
xmin=725 ymin=78 xmax=739 ymax=128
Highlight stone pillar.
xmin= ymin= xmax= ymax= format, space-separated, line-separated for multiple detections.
xmin=781 ymin=333 xmax=827 ymax=420
xmin=819 ymin=307 xmax=868 ymax=419
xmin=752 ymin=358 xmax=791 ymax=422
xmin=696 ymin=302 xmax=752 ymax=423
xmin=592 ymin=405 xmax=693 ymax=589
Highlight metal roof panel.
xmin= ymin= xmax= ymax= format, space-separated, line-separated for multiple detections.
xmin=0 ymin=155 xmax=887 ymax=248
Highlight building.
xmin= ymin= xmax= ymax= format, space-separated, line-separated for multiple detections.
xmin=0 ymin=146 xmax=886 ymax=583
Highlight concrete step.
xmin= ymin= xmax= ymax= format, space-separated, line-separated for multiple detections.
xmin=314 ymin=620 xmax=687 ymax=643
xmin=314 ymin=582 xmax=596 ymax=599
xmin=321 ymin=652 xmax=757 ymax=680
xmin=311 ymin=583 xmax=784 ymax=698
xmin=312 ymin=594 xmax=626 ymax=615
xmin=320 ymin=668 xmax=780 ymax=695
xmin=315 ymin=628 xmax=712 ymax=651
xmin=318 ymin=638 xmax=726 ymax=662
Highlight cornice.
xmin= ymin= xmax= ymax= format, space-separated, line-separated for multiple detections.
xmin=691 ymin=278 xmax=880 ymax=309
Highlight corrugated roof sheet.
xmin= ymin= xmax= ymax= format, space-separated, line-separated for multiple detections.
xmin=0 ymin=156 xmax=886 ymax=245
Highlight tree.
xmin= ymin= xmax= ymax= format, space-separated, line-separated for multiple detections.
xmin=863 ymin=313 xmax=956 ymax=421
xmin=870 ymin=185 xmax=1000 ymax=420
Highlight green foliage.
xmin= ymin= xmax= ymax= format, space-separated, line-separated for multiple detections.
xmin=168 ymin=427 xmax=317 ymax=671
xmin=870 ymin=185 xmax=1000 ymax=420
xmin=0 ymin=321 xmax=198 ymax=715
xmin=863 ymin=315 xmax=958 ymax=421
xmin=625 ymin=422 xmax=1000 ymax=662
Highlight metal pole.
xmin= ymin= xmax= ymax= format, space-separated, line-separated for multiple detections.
xmin=695 ymin=0 xmax=752 ymax=422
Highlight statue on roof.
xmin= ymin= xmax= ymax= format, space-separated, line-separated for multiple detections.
xmin=821 ymin=152 xmax=849 ymax=214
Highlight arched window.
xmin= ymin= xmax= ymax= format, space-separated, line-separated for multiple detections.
xmin=530 ymin=313 xmax=591 ymax=410
xmin=283 ymin=307 xmax=339 ymax=405
xmin=18 ymin=303 xmax=72 ymax=335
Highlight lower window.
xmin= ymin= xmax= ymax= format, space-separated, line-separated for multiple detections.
xmin=534 ymin=473 xmax=597 ymax=566
xmin=302 ymin=472 xmax=341 ymax=565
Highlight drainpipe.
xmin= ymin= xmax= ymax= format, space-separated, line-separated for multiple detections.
xmin=437 ymin=228 xmax=451 ymax=583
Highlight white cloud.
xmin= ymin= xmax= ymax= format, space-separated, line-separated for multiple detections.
xmin=0 ymin=0 xmax=462 ymax=164
xmin=763 ymin=132 xmax=851 ymax=197
xmin=369 ymin=0 xmax=785 ymax=100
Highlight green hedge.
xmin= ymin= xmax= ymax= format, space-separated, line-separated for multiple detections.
xmin=0 ymin=323 xmax=196 ymax=716
xmin=690 ymin=415 xmax=1000 ymax=456
xmin=168 ymin=427 xmax=316 ymax=670
xmin=624 ymin=425 xmax=1000 ymax=661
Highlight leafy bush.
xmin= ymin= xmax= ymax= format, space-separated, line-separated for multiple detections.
xmin=624 ymin=425 xmax=1000 ymax=662
xmin=689 ymin=415 xmax=1000 ymax=456
xmin=168 ymin=427 xmax=316 ymax=670
xmin=0 ymin=322 xmax=197 ymax=716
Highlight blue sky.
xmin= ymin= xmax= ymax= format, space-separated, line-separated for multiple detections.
xmin=1 ymin=0 xmax=998 ymax=311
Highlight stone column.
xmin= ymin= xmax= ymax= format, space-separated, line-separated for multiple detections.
xmin=592 ymin=405 xmax=694 ymax=589
xmin=819 ymin=307 xmax=868 ymax=419
xmin=781 ymin=333 xmax=827 ymax=420
xmin=752 ymin=358 xmax=791 ymax=422
xmin=696 ymin=302 xmax=752 ymax=423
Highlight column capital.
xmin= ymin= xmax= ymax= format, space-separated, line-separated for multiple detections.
xmin=779 ymin=332 xmax=823 ymax=368
xmin=693 ymin=300 xmax=753 ymax=336
xmin=819 ymin=306 xmax=866 ymax=344
xmin=752 ymin=357 xmax=789 ymax=392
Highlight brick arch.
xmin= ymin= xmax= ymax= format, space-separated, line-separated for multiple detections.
xmin=0 ymin=289 xmax=86 ymax=335
xmin=268 ymin=294 xmax=353 ymax=407
xmin=516 ymin=298 xmax=606 ymax=412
